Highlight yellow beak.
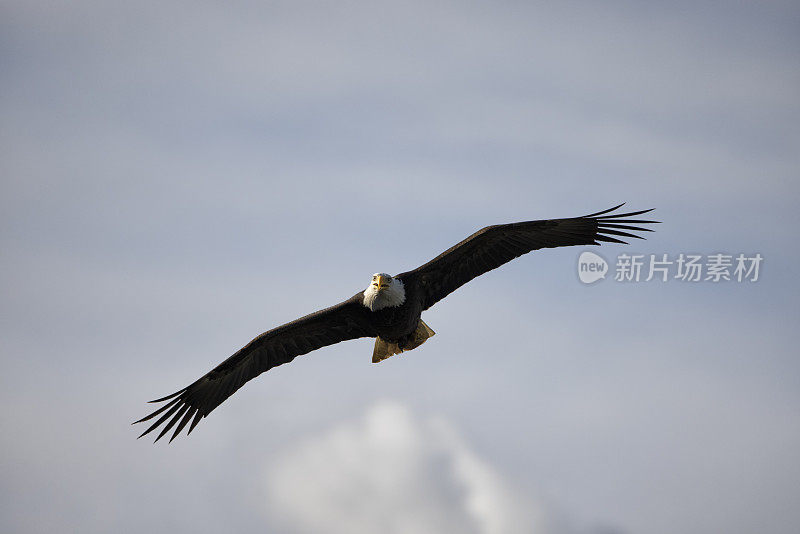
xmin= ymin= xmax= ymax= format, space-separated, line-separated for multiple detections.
xmin=375 ymin=275 xmax=389 ymax=290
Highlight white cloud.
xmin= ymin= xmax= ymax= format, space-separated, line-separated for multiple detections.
xmin=264 ymin=401 xmax=551 ymax=534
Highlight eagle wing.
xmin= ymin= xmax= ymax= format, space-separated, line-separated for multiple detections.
xmin=134 ymin=294 xmax=375 ymax=442
xmin=398 ymin=204 xmax=657 ymax=311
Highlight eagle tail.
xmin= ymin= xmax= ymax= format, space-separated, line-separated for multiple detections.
xmin=372 ymin=319 xmax=436 ymax=363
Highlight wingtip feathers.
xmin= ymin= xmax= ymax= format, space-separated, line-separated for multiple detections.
xmin=585 ymin=204 xmax=658 ymax=245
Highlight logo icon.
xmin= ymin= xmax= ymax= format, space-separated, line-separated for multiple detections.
xmin=577 ymin=251 xmax=608 ymax=284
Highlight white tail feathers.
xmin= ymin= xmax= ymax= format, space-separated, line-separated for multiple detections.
xmin=372 ymin=319 xmax=435 ymax=363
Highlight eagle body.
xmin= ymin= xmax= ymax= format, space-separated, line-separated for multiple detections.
xmin=359 ymin=274 xmax=433 ymax=362
xmin=364 ymin=295 xmax=423 ymax=348
xmin=135 ymin=204 xmax=658 ymax=442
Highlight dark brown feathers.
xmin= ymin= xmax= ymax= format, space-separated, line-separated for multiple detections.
xmin=396 ymin=204 xmax=658 ymax=311
xmin=134 ymin=296 xmax=376 ymax=442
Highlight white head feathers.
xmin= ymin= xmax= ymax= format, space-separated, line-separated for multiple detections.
xmin=362 ymin=273 xmax=406 ymax=311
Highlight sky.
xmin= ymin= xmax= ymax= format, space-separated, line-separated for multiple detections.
xmin=1 ymin=1 xmax=799 ymax=533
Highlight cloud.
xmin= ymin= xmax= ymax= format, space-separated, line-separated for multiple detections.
xmin=264 ymin=401 xmax=551 ymax=534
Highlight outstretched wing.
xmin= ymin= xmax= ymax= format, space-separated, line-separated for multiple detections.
xmin=134 ymin=294 xmax=375 ymax=442
xmin=398 ymin=204 xmax=657 ymax=311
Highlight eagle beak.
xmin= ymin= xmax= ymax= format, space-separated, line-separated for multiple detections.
xmin=375 ymin=275 xmax=389 ymax=291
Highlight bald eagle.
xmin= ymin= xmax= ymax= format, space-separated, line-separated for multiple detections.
xmin=135 ymin=204 xmax=656 ymax=442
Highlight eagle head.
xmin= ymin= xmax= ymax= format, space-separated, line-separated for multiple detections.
xmin=362 ymin=273 xmax=406 ymax=311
